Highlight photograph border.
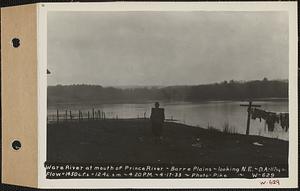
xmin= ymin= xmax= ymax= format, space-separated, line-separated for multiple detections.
xmin=37 ymin=2 xmax=298 ymax=188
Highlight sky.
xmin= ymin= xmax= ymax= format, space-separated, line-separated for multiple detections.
xmin=47 ymin=11 xmax=288 ymax=86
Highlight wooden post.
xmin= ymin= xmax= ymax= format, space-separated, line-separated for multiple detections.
xmin=245 ymin=101 xmax=252 ymax=135
xmin=65 ymin=110 xmax=68 ymax=121
xmin=98 ymin=110 xmax=100 ymax=120
xmin=56 ymin=109 xmax=59 ymax=124
xmin=69 ymin=110 xmax=72 ymax=120
xmin=240 ymin=101 xmax=261 ymax=135
xmin=92 ymin=108 xmax=94 ymax=120
xmin=78 ymin=110 xmax=81 ymax=121
xmin=88 ymin=111 xmax=90 ymax=120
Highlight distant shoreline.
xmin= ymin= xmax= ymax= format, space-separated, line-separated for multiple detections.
xmin=47 ymin=80 xmax=288 ymax=105
xmin=47 ymin=97 xmax=288 ymax=107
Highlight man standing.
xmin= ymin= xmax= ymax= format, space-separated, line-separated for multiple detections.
xmin=150 ymin=102 xmax=165 ymax=140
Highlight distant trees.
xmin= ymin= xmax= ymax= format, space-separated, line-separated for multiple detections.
xmin=186 ymin=79 xmax=287 ymax=101
xmin=47 ymin=79 xmax=288 ymax=104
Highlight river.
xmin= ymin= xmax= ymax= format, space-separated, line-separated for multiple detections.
xmin=48 ymin=100 xmax=288 ymax=140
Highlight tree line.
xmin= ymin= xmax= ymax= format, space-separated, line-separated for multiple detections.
xmin=47 ymin=79 xmax=288 ymax=104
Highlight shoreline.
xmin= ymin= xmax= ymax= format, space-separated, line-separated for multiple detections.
xmin=48 ymin=118 xmax=288 ymax=142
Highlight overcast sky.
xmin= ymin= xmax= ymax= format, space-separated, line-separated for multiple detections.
xmin=47 ymin=11 xmax=288 ymax=86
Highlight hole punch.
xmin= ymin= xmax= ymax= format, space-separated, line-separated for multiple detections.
xmin=12 ymin=140 xmax=21 ymax=150
xmin=11 ymin=38 xmax=20 ymax=48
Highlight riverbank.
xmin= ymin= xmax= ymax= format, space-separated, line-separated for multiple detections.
xmin=47 ymin=119 xmax=288 ymax=165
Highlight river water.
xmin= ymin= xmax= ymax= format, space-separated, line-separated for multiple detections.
xmin=48 ymin=100 xmax=288 ymax=140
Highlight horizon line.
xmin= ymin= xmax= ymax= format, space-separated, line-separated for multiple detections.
xmin=47 ymin=78 xmax=289 ymax=88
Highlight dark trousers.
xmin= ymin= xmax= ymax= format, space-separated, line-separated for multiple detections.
xmin=151 ymin=122 xmax=163 ymax=136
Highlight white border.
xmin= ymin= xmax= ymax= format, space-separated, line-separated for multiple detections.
xmin=37 ymin=2 xmax=298 ymax=189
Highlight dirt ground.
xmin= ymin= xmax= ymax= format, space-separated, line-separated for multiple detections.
xmin=47 ymin=119 xmax=288 ymax=165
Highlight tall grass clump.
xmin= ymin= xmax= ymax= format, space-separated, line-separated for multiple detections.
xmin=206 ymin=122 xmax=221 ymax=134
xmin=222 ymin=122 xmax=237 ymax=134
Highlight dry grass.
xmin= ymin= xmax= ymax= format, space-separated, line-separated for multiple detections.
xmin=222 ymin=122 xmax=237 ymax=134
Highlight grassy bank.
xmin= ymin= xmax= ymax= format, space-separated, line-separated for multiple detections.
xmin=47 ymin=119 xmax=288 ymax=165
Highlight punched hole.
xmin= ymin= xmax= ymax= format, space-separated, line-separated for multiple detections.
xmin=11 ymin=38 xmax=20 ymax=48
xmin=12 ymin=140 xmax=21 ymax=150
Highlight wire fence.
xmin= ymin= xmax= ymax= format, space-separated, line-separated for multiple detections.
xmin=47 ymin=108 xmax=177 ymax=124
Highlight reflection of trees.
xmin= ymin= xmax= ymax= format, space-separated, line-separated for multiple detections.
xmin=47 ymin=79 xmax=288 ymax=104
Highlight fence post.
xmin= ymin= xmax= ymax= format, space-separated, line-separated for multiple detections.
xmin=92 ymin=108 xmax=94 ymax=120
xmin=56 ymin=109 xmax=59 ymax=124
xmin=69 ymin=110 xmax=72 ymax=120
xmin=65 ymin=110 xmax=68 ymax=121
xmin=88 ymin=111 xmax=90 ymax=120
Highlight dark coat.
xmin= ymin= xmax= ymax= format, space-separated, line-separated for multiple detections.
xmin=150 ymin=108 xmax=165 ymax=123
